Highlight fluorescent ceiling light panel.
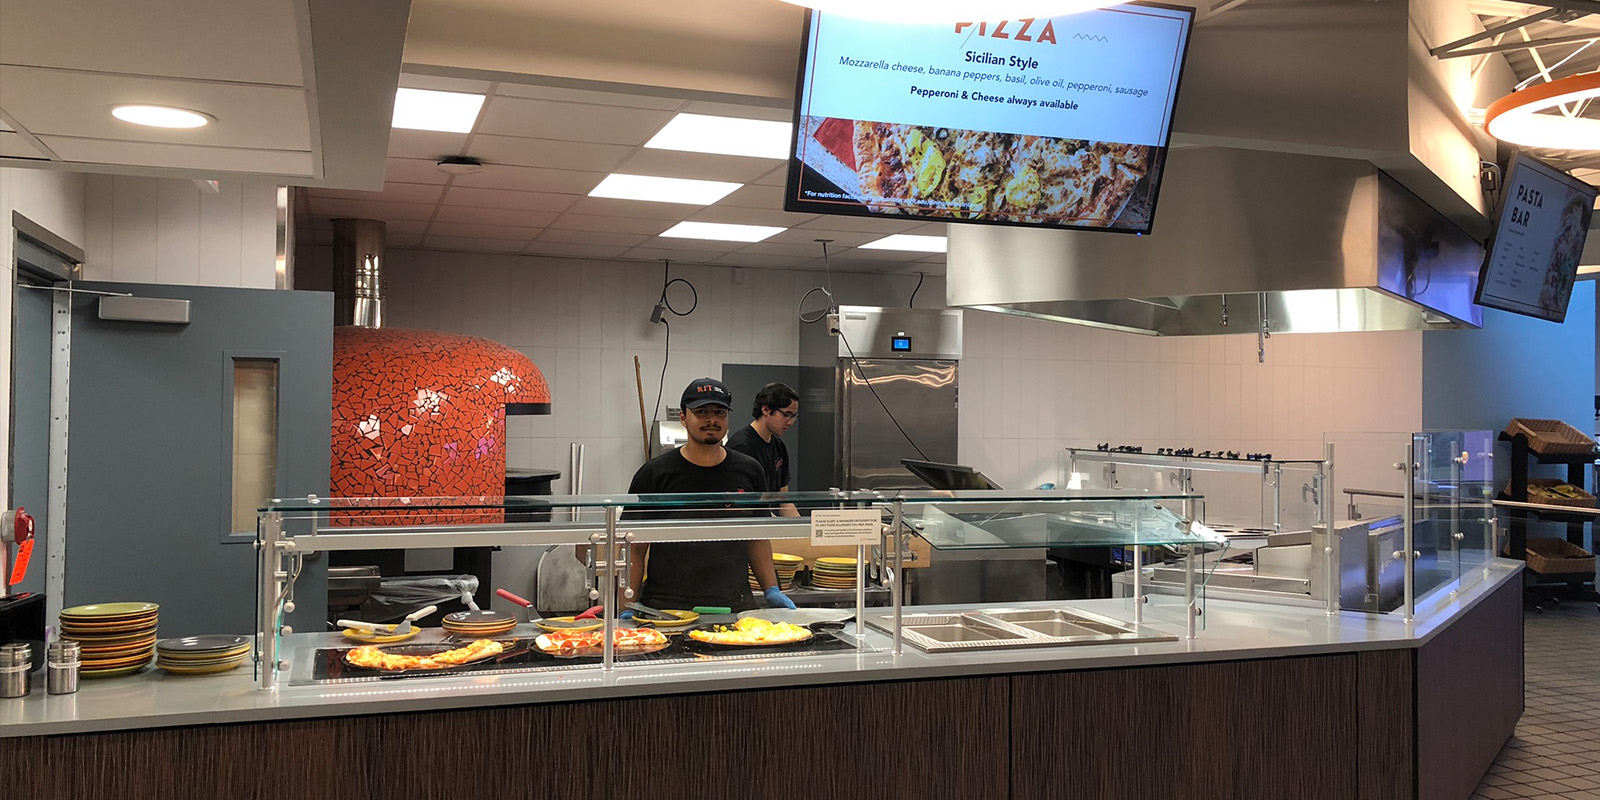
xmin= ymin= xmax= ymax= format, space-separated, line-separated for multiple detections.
xmin=589 ymin=174 xmax=742 ymax=205
xmin=111 ymin=105 xmax=210 ymax=129
xmin=859 ymin=234 xmax=948 ymax=253
xmin=392 ymin=88 xmax=485 ymax=133
xmin=660 ymin=221 xmax=785 ymax=242
xmin=645 ymin=113 xmax=792 ymax=159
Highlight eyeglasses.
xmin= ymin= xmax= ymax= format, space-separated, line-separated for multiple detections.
xmin=777 ymin=410 xmax=799 ymax=420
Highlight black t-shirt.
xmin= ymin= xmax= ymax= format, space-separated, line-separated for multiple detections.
xmin=725 ymin=425 xmax=790 ymax=493
xmin=625 ymin=448 xmax=768 ymax=611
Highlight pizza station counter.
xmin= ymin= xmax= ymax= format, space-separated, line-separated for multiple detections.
xmin=1 ymin=563 xmax=1523 ymax=800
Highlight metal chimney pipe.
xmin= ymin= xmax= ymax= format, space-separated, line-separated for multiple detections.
xmin=331 ymin=218 xmax=385 ymax=328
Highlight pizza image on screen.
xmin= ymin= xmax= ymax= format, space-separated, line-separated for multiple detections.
xmin=795 ymin=116 xmax=1157 ymax=229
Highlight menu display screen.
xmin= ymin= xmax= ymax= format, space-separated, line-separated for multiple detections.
xmin=784 ymin=3 xmax=1194 ymax=234
xmin=1475 ymin=154 xmax=1598 ymax=323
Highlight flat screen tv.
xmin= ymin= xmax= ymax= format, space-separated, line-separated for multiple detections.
xmin=784 ymin=3 xmax=1195 ymax=234
xmin=1474 ymin=153 xmax=1598 ymax=323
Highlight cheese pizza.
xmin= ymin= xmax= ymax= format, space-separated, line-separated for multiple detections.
xmin=344 ymin=639 xmax=504 ymax=671
xmin=849 ymin=120 xmax=1150 ymax=226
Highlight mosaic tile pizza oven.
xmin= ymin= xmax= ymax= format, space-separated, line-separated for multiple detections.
xmin=331 ymin=327 xmax=550 ymax=525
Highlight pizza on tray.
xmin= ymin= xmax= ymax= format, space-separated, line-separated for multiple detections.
xmin=344 ymin=639 xmax=504 ymax=671
xmin=848 ymin=120 xmax=1150 ymax=225
xmin=688 ymin=617 xmax=813 ymax=647
xmin=534 ymin=627 xmax=668 ymax=656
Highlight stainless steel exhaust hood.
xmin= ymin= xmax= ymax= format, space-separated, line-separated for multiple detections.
xmin=946 ymin=148 xmax=1485 ymax=335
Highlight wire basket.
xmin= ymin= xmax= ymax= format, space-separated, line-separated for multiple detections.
xmin=1503 ymin=418 xmax=1599 ymax=457
xmin=1503 ymin=477 xmax=1598 ymax=508
xmin=1525 ymin=537 xmax=1597 ymax=576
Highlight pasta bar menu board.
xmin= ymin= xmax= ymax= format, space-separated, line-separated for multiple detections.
xmin=785 ymin=3 xmax=1193 ymax=233
xmin=1475 ymin=154 xmax=1598 ymax=323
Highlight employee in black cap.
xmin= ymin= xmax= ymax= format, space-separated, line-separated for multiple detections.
xmin=625 ymin=378 xmax=797 ymax=612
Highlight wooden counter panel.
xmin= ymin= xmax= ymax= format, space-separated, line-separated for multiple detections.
xmin=605 ymin=676 xmax=1009 ymax=800
xmin=1009 ymin=655 xmax=1361 ymax=800
xmin=1358 ymin=648 xmax=1417 ymax=800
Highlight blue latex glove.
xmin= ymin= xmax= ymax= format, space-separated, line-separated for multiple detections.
xmin=764 ymin=586 xmax=797 ymax=610
xmin=619 ymin=610 xmax=636 ymax=620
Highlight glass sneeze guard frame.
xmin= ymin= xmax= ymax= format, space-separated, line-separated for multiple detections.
xmin=256 ymin=489 xmax=1224 ymax=690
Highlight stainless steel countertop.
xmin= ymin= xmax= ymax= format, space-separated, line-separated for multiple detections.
xmin=0 ymin=561 xmax=1522 ymax=738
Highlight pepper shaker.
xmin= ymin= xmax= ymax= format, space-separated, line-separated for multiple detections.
xmin=0 ymin=642 xmax=32 ymax=698
xmin=47 ymin=641 xmax=80 ymax=695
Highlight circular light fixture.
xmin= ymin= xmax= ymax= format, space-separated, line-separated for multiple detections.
xmin=1484 ymin=73 xmax=1600 ymax=150
xmin=110 ymin=105 xmax=210 ymax=129
xmin=775 ymin=0 xmax=1116 ymax=22
xmin=436 ymin=156 xmax=485 ymax=176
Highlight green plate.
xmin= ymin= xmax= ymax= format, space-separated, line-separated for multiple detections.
xmin=61 ymin=602 xmax=160 ymax=618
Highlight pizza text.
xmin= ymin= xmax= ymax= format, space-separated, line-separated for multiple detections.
xmin=955 ymin=19 xmax=1059 ymax=45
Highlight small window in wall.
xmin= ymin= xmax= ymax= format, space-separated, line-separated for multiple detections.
xmin=232 ymin=359 xmax=279 ymax=533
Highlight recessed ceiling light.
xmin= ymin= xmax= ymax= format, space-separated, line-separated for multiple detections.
xmin=111 ymin=105 xmax=210 ymax=129
xmin=660 ymin=221 xmax=785 ymax=242
xmin=645 ymin=113 xmax=792 ymax=159
xmin=589 ymin=174 xmax=742 ymax=205
xmin=859 ymin=234 xmax=948 ymax=253
xmin=776 ymin=0 xmax=1117 ymax=21
xmin=392 ymin=88 xmax=485 ymax=134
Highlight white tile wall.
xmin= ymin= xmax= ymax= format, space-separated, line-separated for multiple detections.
xmin=370 ymin=247 xmax=1425 ymax=504
xmin=83 ymin=175 xmax=279 ymax=288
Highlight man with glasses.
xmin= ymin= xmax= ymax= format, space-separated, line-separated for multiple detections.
xmin=625 ymin=378 xmax=795 ymax=612
xmin=726 ymin=382 xmax=800 ymax=518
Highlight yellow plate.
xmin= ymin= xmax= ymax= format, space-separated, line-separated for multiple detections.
xmin=534 ymin=616 xmax=603 ymax=633
xmin=82 ymin=663 xmax=150 ymax=678
xmin=772 ymin=553 xmax=805 ymax=564
xmin=82 ymin=651 xmax=154 ymax=669
xmin=815 ymin=557 xmax=856 ymax=566
xmin=158 ymin=659 xmax=245 ymax=675
xmin=633 ymin=609 xmax=699 ymax=629
xmin=341 ymin=626 xmax=420 ymax=644
xmin=156 ymin=644 xmax=251 ymax=662
xmin=60 ymin=602 xmax=160 ymax=618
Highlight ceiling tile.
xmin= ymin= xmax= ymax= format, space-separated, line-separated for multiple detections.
xmin=466 ymin=134 xmax=633 ymax=172
xmin=612 ymin=148 xmax=776 ymax=183
xmin=386 ymin=219 xmax=431 ymax=236
xmin=399 ymin=73 xmax=493 ymax=94
xmin=726 ymin=241 xmax=841 ymax=258
xmin=687 ymin=206 xmax=817 ymax=227
xmin=41 ymin=136 xmax=313 ymax=175
xmin=794 ymin=214 xmax=925 ymax=233
xmin=535 ymin=228 xmax=650 ymax=248
xmin=563 ymin=195 xmax=705 ymax=220
xmin=1 ymin=66 xmax=311 ymax=150
xmin=620 ymin=247 xmax=734 ymax=264
xmin=711 ymin=253 xmax=813 ymax=268
xmin=476 ymin=96 xmax=674 ymax=145
xmin=390 ymin=232 xmax=425 ymax=248
xmin=385 ymin=157 xmax=450 ymax=185
xmin=631 ymin=237 xmax=742 ymax=253
xmin=1 ymin=0 xmax=304 ymax=86
xmin=718 ymin=183 xmax=788 ymax=209
xmin=541 ymin=213 xmax=674 ymax=236
xmin=679 ymin=101 xmax=793 ymax=123
xmin=0 ymin=131 xmax=50 ymax=159
xmin=387 ymin=129 xmax=469 ymax=160
xmin=492 ymin=83 xmax=685 ymax=111
xmin=907 ymin=222 xmax=952 ymax=235
xmin=751 ymin=165 xmax=791 ymax=187
xmin=446 ymin=163 xmax=603 ymax=194
xmin=310 ymin=182 xmax=445 ymax=205
xmin=522 ymin=241 xmax=633 ymax=259
xmin=307 ymin=198 xmax=436 ymax=221
xmin=422 ymin=235 xmax=529 ymax=253
xmin=765 ymin=228 xmax=883 ymax=247
xmin=442 ymin=186 xmax=581 ymax=213
xmin=426 ymin=221 xmax=546 ymax=240
xmin=434 ymin=203 xmax=570 ymax=225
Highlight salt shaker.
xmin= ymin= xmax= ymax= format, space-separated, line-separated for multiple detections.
xmin=47 ymin=640 xmax=80 ymax=695
xmin=0 ymin=642 xmax=32 ymax=698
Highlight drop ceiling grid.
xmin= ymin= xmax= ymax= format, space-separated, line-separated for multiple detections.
xmin=299 ymin=78 xmax=941 ymax=272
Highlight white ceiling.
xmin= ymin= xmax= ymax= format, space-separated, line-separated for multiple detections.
xmin=0 ymin=0 xmax=408 ymax=187
xmin=296 ymin=76 xmax=950 ymax=273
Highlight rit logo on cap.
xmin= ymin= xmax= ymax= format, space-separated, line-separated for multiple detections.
xmin=698 ymin=385 xmax=719 ymax=392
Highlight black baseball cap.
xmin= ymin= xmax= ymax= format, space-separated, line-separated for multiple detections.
xmin=682 ymin=377 xmax=733 ymax=410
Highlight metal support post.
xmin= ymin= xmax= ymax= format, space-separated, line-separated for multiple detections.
xmin=1401 ymin=448 xmax=1416 ymax=622
xmin=1131 ymin=509 xmax=1144 ymax=624
xmin=1184 ymin=544 xmax=1197 ymax=639
xmin=1323 ymin=442 xmax=1337 ymax=616
xmin=602 ymin=506 xmax=618 ymax=669
xmin=257 ymin=512 xmax=282 ymax=691
xmin=891 ymin=499 xmax=904 ymax=656
xmin=45 ymin=284 xmax=73 ymax=630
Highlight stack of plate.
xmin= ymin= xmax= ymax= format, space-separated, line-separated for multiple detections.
xmin=59 ymin=602 xmax=159 ymax=677
xmin=156 ymin=635 xmax=251 ymax=675
xmin=811 ymin=557 xmax=859 ymax=590
xmin=441 ymin=610 xmax=516 ymax=637
xmin=749 ymin=553 xmax=806 ymax=591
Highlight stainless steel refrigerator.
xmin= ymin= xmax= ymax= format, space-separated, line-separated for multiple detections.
xmin=797 ymin=306 xmax=961 ymax=491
